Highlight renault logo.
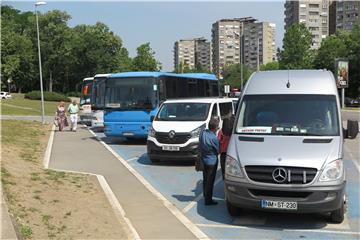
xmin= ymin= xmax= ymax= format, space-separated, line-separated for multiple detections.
xmin=169 ymin=130 xmax=176 ymax=139
xmin=272 ymin=168 xmax=287 ymax=183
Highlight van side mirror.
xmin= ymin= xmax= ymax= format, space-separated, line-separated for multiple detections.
xmin=346 ymin=120 xmax=359 ymax=139
xmin=150 ymin=116 xmax=155 ymax=122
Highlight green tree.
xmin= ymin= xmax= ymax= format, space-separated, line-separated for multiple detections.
xmin=279 ymin=24 xmax=314 ymax=69
xmin=347 ymin=24 xmax=360 ymax=97
xmin=132 ymin=43 xmax=162 ymax=71
xmin=314 ymin=32 xmax=349 ymax=73
xmin=222 ymin=64 xmax=253 ymax=90
xmin=260 ymin=61 xmax=279 ymax=71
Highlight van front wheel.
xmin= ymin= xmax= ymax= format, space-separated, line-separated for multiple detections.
xmin=226 ymin=200 xmax=241 ymax=217
xmin=330 ymin=200 xmax=344 ymax=223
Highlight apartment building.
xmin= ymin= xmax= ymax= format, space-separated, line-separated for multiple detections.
xmin=211 ymin=17 xmax=276 ymax=77
xmin=284 ymin=0 xmax=330 ymax=49
xmin=335 ymin=0 xmax=360 ymax=31
xmin=173 ymin=38 xmax=211 ymax=71
xmin=243 ymin=22 xmax=276 ymax=69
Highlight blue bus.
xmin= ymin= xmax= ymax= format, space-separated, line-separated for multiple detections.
xmin=103 ymin=72 xmax=219 ymax=138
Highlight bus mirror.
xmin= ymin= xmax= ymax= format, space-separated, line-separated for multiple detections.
xmin=150 ymin=116 xmax=155 ymax=122
xmin=153 ymin=84 xmax=158 ymax=91
xmin=346 ymin=120 xmax=359 ymax=139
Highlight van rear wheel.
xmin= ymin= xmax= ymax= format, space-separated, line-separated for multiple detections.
xmin=226 ymin=200 xmax=241 ymax=216
xmin=330 ymin=200 xmax=344 ymax=223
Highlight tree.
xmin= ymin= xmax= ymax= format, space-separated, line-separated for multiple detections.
xmin=260 ymin=61 xmax=279 ymax=71
xmin=314 ymin=32 xmax=349 ymax=73
xmin=222 ymin=64 xmax=253 ymax=90
xmin=132 ymin=43 xmax=162 ymax=71
xmin=347 ymin=24 xmax=360 ymax=97
xmin=279 ymin=24 xmax=314 ymax=69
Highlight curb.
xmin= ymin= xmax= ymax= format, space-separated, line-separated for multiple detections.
xmin=43 ymin=125 xmax=140 ymax=240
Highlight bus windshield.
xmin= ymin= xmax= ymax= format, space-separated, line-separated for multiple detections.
xmin=235 ymin=95 xmax=339 ymax=136
xmin=105 ymin=77 xmax=157 ymax=110
xmin=80 ymin=81 xmax=93 ymax=106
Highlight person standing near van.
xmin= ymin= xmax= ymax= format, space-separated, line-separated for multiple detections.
xmin=68 ymin=100 xmax=79 ymax=132
xmin=199 ymin=117 xmax=220 ymax=205
xmin=218 ymin=115 xmax=235 ymax=179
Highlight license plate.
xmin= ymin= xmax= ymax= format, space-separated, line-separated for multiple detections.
xmin=123 ymin=132 xmax=134 ymax=136
xmin=162 ymin=146 xmax=180 ymax=151
xmin=261 ymin=200 xmax=297 ymax=210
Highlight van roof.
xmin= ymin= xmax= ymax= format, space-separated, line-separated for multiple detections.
xmin=163 ymin=97 xmax=233 ymax=104
xmin=245 ymin=70 xmax=337 ymax=95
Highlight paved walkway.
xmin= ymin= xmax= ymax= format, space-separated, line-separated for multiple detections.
xmin=49 ymin=126 xmax=197 ymax=239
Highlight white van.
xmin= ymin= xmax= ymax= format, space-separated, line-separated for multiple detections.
xmin=225 ymin=70 xmax=358 ymax=223
xmin=147 ymin=98 xmax=234 ymax=163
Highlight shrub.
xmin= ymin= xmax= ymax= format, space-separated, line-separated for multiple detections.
xmin=66 ymin=91 xmax=81 ymax=97
xmin=25 ymin=91 xmax=71 ymax=102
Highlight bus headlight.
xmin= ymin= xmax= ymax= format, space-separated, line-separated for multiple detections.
xmin=319 ymin=159 xmax=343 ymax=182
xmin=148 ymin=126 xmax=156 ymax=137
xmin=225 ymin=155 xmax=243 ymax=178
xmin=190 ymin=124 xmax=206 ymax=138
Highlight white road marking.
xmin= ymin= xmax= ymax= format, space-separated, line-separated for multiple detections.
xmin=43 ymin=124 xmax=55 ymax=169
xmin=196 ymin=223 xmax=359 ymax=236
xmin=126 ymin=157 xmax=139 ymax=162
xmin=182 ymin=177 xmax=223 ymax=214
xmin=44 ymin=128 xmax=140 ymax=240
xmin=344 ymin=144 xmax=360 ymax=173
xmin=88 ymin=129 xmax=209 ymax=240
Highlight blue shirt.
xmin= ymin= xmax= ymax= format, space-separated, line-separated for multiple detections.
xmin=199 ymin=129 xmax=219 ymax=166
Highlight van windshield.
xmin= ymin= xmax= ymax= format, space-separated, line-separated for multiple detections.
xmin=156 ymin=102 xmax=210 ymax=121
xmin=236 ymin=95 xmax=339 ymax=136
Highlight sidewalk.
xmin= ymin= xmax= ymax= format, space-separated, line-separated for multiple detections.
xmin=49 ymin=126 xmax=198 ymax=239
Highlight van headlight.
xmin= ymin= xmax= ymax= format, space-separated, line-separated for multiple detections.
xmin=225 ymin=155 xmax=243 ymax=178
xmin=148 ymin=126 xmax=156 ymax=137
xmin=319 ymin=159 xmax=343 ymax=182
xmin=190 ymin=124 xmax=206 ymax=138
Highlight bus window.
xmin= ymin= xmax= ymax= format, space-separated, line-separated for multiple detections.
xmin=83 ymin=85 xmax=89 ymax=96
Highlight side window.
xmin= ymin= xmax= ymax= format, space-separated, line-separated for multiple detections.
xmin=211 ymin=103 xmax=218 ymax=118
xmin=219 ymin=102 xmax=233 ymax=120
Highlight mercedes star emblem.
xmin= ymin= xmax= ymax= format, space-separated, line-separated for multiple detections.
xmin=169 ymin=130 xmax=176 ymax=139
xmin=272 ymin=167 xmax=287 ymax=183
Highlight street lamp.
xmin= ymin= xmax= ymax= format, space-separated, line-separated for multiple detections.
xmin=35 ymin=1 xmax=46 ymax=124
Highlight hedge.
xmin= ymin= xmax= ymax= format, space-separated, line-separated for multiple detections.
xmin=66 ymin=91 xmax=81 ymax=97
xmin=25 ymin=91 xmax=71 ymax=102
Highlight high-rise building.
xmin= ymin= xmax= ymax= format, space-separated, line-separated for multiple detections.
xmin=284 ymin=0 xmax=330 ymax=49
xmin=243 ymin=22 xmax=276 ymax=69
xmin=335 ymin=0 xmax=360 ymax=31
xmin=173 ymin=38 xmax=211 ymax=72
xmin=211 ymin=17 xmax=276 ymax=78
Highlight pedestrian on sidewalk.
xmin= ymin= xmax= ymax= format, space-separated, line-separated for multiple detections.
xmin=218 ymin=114 xmax=235 ymax=179
xmin=55 ymin=101 xmax=68 ymax=131
xmin=199 ymin=117 xmax=220 ymax=206
xmin=68 ymin=100 xmax=79 ymax=132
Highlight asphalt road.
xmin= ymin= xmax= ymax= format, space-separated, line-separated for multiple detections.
xmin=91 ymin=128 xmax=360 ymax=239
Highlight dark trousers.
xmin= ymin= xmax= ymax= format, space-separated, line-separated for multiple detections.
xmin=202 ymin=162 xmax=218 ymax=204
xmin=220 ymin=153 xmax=226 ymax=179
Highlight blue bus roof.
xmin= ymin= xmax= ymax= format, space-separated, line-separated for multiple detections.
xmin=109 ymin=72 xmax=217 ymax=81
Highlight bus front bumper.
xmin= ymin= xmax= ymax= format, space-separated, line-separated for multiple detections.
xmin=104 ymin=122 xmax=150 ymax=138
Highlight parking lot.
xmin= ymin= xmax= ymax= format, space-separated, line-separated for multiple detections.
xmin=91 ymin=122 xmax=360 ymax=239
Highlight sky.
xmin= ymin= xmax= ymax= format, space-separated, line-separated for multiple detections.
xmin=5 ymin=1 xmax=286 ymax=72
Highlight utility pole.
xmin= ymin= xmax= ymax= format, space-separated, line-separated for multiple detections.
xmin=240 ymin=21 xmax=244 ymax=91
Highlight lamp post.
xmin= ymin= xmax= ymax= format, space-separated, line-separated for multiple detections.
xmin=35 ymin=1 xmax=46 ymax=124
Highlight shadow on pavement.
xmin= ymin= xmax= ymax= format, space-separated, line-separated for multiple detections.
xmin=137 ymin=153 xmax=195 ymax=167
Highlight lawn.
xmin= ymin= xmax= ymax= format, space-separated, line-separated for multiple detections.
xmin=1 ymin=93 xmax=65 ymax=116
xmin=1 ymin=120 xmax=130 ymax=239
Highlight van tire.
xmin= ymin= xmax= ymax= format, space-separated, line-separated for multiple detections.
xmin=226 ymin=200 xmax=241 ymax=216
xmin=330 ymin=200 xmax=344 ymax=223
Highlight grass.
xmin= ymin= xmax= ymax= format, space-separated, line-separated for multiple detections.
xmin=1 ymin=93 xmax=65 ymax=116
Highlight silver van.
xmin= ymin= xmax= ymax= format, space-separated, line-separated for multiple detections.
xmin=225 ymin=70 xmax=358 ymax=223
